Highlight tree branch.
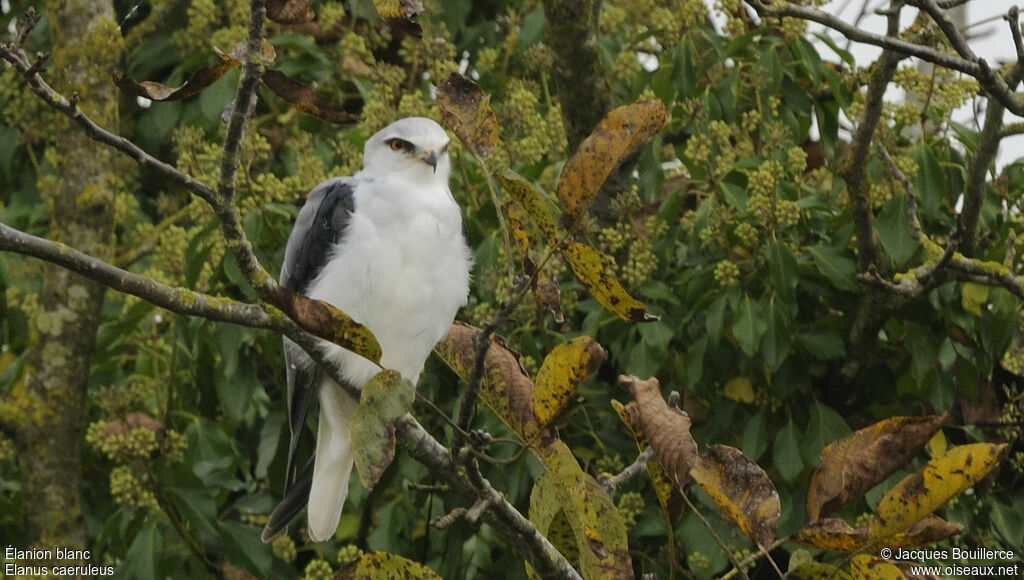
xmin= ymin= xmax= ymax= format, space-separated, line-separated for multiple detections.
xmin=744 ymin=0 xmax=1024 ymax=115
xmin=1 ymin=2 xmax=583 ymax=575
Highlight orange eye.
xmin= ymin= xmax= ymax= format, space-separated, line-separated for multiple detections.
xmin=388 ymin=138 xmax=410 ymax=152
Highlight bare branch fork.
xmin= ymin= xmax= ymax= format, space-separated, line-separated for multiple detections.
xmin=0 ymin=3 xmax=579 ymax=578
xmin=743 ymin=0 xmax=1024 ymax=115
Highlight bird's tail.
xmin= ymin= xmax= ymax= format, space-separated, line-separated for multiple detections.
xmin=307 ymin=381 xmax=358 ymax=542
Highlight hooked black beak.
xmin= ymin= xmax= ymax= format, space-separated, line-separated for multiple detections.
xmin=421 ymin=150 xmax=438 ymax=173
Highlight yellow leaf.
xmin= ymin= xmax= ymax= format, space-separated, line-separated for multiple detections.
xmin=960 ymin=282 xmax=990 ymax=317
xmin=789 ymin=561 xmax=853 ymax=580
xmin=724 ymin=376 xmax=756 ymax=404
xmin=347 ymin=550 xmax=443 ymax=579
xmin=498 ymin=167 xmax=560 ymax=247
xmin=925 ymin=430 xmax=947 ymax=459
xmin=557 ymin=100 xmax=666 ymax=229
xmin=532 ymin=336 xmax=606 ymax=427
xmin=870 ymin=442 xmax=1007 ymax=538
xmin=532 ymin=440 xmax=633 ymax=578
xmin=563 ymin=242 xmax=656 ymax=322
xmin=793 ymin=515 xmax=962 ymax=553
xmin=690 ymin=444 xmax=781 ymax=547
xmin=351 ymin=370 xmax=414 ymax=490
xmin=850 ymin=555 xmax=906 ymax=580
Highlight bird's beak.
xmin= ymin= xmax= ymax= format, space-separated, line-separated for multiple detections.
xmin=421 ymin=150 xmax=439 ymax=173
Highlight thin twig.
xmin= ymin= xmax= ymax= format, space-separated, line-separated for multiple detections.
xmin=598 ymin=447 xmax=655 ymax=495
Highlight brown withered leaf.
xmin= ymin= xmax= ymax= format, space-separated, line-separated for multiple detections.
xmin=808 ymin=414 xmax=947 ymax=520
xmin=557 ymin=99 xmax=666 ymax=230
xmin=266 ymin=284 xmax=381 ymax=364
xmin=691 ymin=444 xmax=781 ymax=548
xmin=266 ymin=0 xmax=314 ymax=23
xmin=618 ymin=375 xmax=697 ymax=488
xmin=793 ymin=515 xmax=962 ymax=553
xmin=612 ymin=401 xmax=686 ymax=521
xmin=114 ymin=51 xmax=240 ymax=101
xmin=437 ymin=73 xmax=500 ymax=161
xmin=104 ymin=412 xmax=165 ymax=439
xmin=434 ymin=322 xmax=544 ymax=441
xmin=262 ymin=70 xmax=359 ymax=124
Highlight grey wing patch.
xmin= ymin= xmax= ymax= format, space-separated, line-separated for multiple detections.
xmin=280 ymin=177 xmax=356 ymax=293
xmin=268 ymin=178 xmax=356 ymax=539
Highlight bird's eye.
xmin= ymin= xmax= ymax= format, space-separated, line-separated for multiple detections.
xmin=388 ymin=138 xmax=412 ymax=152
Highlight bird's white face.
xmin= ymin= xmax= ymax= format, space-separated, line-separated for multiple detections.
xmin=362 ymin=117 xmax=452 ymax=185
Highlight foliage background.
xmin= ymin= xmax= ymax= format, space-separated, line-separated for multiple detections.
xmin=1 ymin=0 xmax=1023 ymax=578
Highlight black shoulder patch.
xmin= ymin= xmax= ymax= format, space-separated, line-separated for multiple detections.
xmin=281 ymin=179 xmax=356 ymax=293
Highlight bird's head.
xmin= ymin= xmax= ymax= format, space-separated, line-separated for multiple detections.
xmin=363 ymin=117 xmax=452 ymax=184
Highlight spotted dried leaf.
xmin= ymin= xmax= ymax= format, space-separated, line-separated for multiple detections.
xmin=531 ymin=440 xmax=633 ymax=579
xmin=372 ymin=0 xmax=424 ymax=36
xmin=870 ymin=442 xmax=1007 ymax=538
xmin=267 ymin=284 xmax=381 ymax=363
xmin=533 ymin=336 xmax=606 ymax=428
xmin=262 ymin=70 xmax=359 ymax=124
xmin=808 ymin=414 xmax=947 ymax=520
xmin=352 ymin=370 xmax=414 ymax=490
xmin=437 ymin=73 xmax=500 ymax=161
xmin=850 ymin=555 xmax=906 ymax=580
xmin=339 ymin=550 xmax=443 ymax=579
xmin=266 ymin=0 xmax=314 ymax=23
xmin=564 ymin=242 xmax=655 ymax=322
xmin=434 ymin=322 xmax=543 ymax=441
xmin=691 ymin=444 xmax=781 ymax=547
xmin=557 ymin=100 xmax=666 ymax=229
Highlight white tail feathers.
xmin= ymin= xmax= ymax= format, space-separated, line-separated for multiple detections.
xmin=307 ymin=381 xmax=358 ymax=542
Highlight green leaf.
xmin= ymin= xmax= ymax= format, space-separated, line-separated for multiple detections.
xmin=773 ymin=421 xmax=804 ymax=482
xmin=531 ymin=441 xmax=633 ymax=578
xmin=913 ymin=143 xmax=945 ymax=221
xmin=801 ymin=401 xmax=849 ymax=467
xmin=797 ymin=327 xmax=846 ymax=360
xmin=808 ymin=244 xmax=859 ymax=292
xmin=732 ymin=295 xmax=768 ymax=357
xmin=117 ymin=520 xmax=161 ymax=580
xmin=497 ymin=167 xmax=560 ymax=246
xmin=768 ymin=240 xmax=799 ymax=301
xmin=352 ymin=370 xmax=415 ymax=490
xmin=762 ymin=298 xmax=792 ymax=370
xmin=220 ymin=520 xmax=273 ymax=576
xmin=876 ymin=195 xmax=920 ymax=267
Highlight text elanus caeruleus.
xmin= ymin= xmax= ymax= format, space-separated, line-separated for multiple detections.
xmin=262 ymin=117 xmax=472 ymax=542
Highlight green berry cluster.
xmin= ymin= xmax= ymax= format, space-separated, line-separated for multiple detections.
xmin=337 ymin=544 xmax=364 ymax=566
xmin=302 ymin=558 xmax=334 ymax=580
xmin=687 ymin=551 xmax=711 ymax=572
xmin=271 ymin=534 xmax=297 ymax=563
xmin=593 ymin=454 xmax=625 ymax=477
xmin=109 ymin=465 xmax=159 ymax=510
xmin=714 ymin=260 xmax=741 ymax=287
xmin=734 ymin=222 xmax=759 ymax=250
xmin=0 ymin=435 xmax=13 ymax=462
xmin=617 ymin=491 xmax=645 ymax=528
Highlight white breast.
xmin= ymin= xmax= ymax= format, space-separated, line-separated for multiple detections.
xmin=307 ymin=175 xmax=471 ymax=387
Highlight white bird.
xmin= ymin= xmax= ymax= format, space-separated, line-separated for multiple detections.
xmin=261 ymin=117 xmax=472 ymax=542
